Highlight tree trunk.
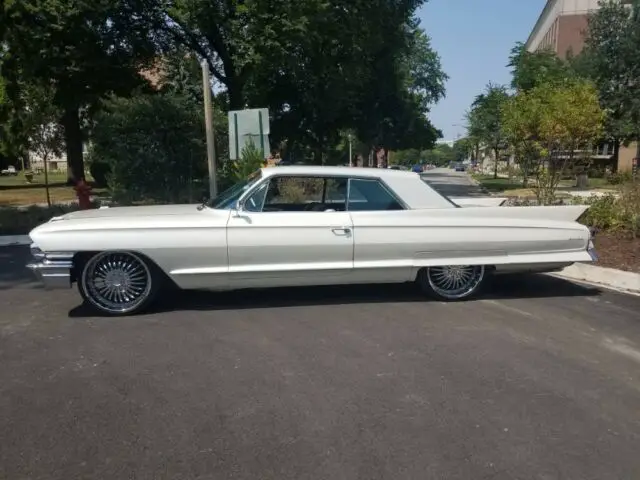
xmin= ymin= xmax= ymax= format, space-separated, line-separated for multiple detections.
xmin=226 ymin=76 xmax=245 ymax=111
xmin=493 ymin=148 xmax=499 ymax=179
xmin=61 ymin=106 xmax=84 ymax=184
xmin=43 ymin=152 xmax=51 ymax=207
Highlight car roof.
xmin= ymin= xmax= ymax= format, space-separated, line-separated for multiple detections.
xmin=260 ymin=165 xmax=415 ymax=179
xmin=259 ymin=165 xmax=455 ymax=210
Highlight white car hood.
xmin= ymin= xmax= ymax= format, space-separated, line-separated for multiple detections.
xmin=51 ymin=204 xmax=200 ymax=221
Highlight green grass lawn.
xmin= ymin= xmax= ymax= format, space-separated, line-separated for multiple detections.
xmin=0 ymin=172 xmax=104 ymax=206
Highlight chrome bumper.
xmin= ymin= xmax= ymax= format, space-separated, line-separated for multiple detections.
xmin=26 ymin=246 xmax=74 ymax=289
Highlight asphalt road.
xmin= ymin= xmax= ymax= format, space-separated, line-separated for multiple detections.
xmin=421 ymin=167 xmax=487 ymax=197
xmin=2 ymin=170 xmax=640 ymax=479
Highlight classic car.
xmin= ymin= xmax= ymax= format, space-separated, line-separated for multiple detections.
xmin=27 ymin=166 xmax=597 ymax=316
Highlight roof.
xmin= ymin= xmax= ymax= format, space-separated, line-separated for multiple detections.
xmin=259 ymin=165 xmax=456 ymax=210
xmin=260 ymin=165 xmax=417 ymax=179
xmin=525 ymin=0 xmax=556 ymax=50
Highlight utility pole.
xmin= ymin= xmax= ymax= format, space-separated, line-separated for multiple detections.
xmin=202 ymin=60 xmax=217 ymax=198
xmin=348 ymin=133 xmax=353 ymax=167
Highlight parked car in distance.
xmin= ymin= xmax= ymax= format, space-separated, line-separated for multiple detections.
xmin=454 ymin=162 xmax=467 ymax=172
xmin=1 ymin=165 xmax=18 ymax=176
xmin=27 ymin=166 xmax=596 ymax=316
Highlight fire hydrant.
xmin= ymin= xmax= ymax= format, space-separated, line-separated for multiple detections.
xmin=74 ymin=179 xmax=93 ymax=210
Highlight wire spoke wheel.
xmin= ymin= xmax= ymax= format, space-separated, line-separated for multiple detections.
xmin=425 ymin=265 xmax=485 ymax=300
xmin=81 ymin=252 xmax=153 ymax=314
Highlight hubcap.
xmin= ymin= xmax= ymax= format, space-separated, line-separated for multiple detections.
xmin=426 ymin=265 xmax=485 ymax=300
xmin=82 ymin=252 xmax=152 ymax=313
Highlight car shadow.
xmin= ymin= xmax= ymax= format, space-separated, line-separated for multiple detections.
xmin=68 ymin=274 xmax=602 ymax=318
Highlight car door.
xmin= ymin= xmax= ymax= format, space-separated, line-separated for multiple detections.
xmin=226 ymin=175 xmax=354 ymax=288
xmin=347 ymin=177 xmax=414 ymax=283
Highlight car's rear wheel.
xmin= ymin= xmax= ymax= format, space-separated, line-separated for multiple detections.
xmin=78 ymin=251 xmax=158 ymax=316
xmin=418 ymin=265 xmax=486 ymax=301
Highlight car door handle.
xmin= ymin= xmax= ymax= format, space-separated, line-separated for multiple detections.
xmin=331 ymin=227 xmax=351 ymax=235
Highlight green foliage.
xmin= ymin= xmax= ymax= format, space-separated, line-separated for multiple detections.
xmin=2 ymin=0 xmax=160 ymax=180
xmin=452 ymin=138 xmax=472 ymax=162
xmin=500 ymin=79 xmax=605 ymax=204
xmin=88 ymin=92 xmax=206 ymax=205
xmin=508 ymin=42 xmax=575 ymax=92
xmin=606 ymin=171 xmax=634 ymax=185
xmin=581 ymin=0 xmax=640 ymax=144
xmin=575 ymin=180 xmax=640 ymax=237
xmin=467 ymin=83 xmax=510 ymax=177
xmin=233 ymin=140 xmax=266 ymax=182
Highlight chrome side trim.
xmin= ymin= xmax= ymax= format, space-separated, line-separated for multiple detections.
xmin=26 ymin=247 xmax=75 ymax=289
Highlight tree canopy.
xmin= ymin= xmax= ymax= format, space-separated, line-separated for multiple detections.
xmin=580 ymin=0 xmax=640 ymax=145
xmin=466 ymin=83 xmax=510 ymax=178
xmin=1 ymin=0 xmax=448 ymax=175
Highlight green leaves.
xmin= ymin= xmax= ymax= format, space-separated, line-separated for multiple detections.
xmin=88 ymin=92 xmax=206 ymax=204
xmin=579 ymin=0 xmax=640 ymax=143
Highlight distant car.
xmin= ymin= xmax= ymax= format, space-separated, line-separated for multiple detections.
xmin=454 ymin=163 xmax=467 ymax=172
xmin=1 ymin=166 xmax=18 ymax=176
xmin=411 ymin=164 xmax=423 ymax=173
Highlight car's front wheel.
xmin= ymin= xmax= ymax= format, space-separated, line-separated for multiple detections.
xmin=78 ymin=251 xmax=159 ymax=316
xmin=417 ymin=265 xmax=486 ymax=301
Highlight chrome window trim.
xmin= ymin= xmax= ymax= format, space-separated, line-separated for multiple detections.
xmin=237 ymin=173 xmax=409 ymax=213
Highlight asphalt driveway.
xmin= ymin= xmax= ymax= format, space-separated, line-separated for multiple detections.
xmin=2 ymin=243 xmax=640 ymax=479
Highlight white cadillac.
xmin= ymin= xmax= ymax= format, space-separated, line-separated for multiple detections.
xmin=27 ymin=166 xmax=597 ymax=316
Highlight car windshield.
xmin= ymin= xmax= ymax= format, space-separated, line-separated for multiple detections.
xmin=208 ymin=170 xmax=262 ymax=209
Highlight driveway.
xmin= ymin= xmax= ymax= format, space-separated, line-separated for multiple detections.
xmin=2 ymin=242 xmax=640 ymax=479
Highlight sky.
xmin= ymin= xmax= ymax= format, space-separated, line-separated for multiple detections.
xmin=417 ymin=0 xmax=547 ymax=142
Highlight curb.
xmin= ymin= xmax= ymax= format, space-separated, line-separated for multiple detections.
xmin=0 ymin=235 xmax=31 ymax=247
xmin=552 ymin=263 xmax=640 ymax=295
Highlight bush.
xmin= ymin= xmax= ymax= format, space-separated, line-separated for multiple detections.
xmin=88 ymin=92 xmax=207 ymax=205
xmin=606 ymin=171 xmax=633 ymax=185
xmin=575 ymin=179 xmax=640 ymax=236
xmin=88 ymin=159 xmax=111 ymax=187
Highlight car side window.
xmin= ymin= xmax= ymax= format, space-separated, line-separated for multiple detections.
xmin=247 ymin=176 xmax=348 ymax=212
xmin=347 ymin=179 xmax=404 ymax=211
xmin=243 ymin=182 xmax=268 ymax=212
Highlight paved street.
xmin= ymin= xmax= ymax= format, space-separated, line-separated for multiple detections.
xmin=2 ymin=169 xmax=640 ymax=479
xmin=421 ymin=167 xmax=487 ymax=197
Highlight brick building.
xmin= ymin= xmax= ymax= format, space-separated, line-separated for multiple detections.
xmin=525 ymin=0 xmax=636 ymax=173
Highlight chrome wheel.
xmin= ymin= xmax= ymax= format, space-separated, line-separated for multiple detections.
xmin=80 ymin=252 xmax=153 ymax=314
xmin=425 ymin=265 xmax=485 ymax=300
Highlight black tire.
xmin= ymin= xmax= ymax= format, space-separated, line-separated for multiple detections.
xmin=77 ymin=251 xmax=160 ymax=316
xmin=417 ymin=265 xmax=487 ymax=301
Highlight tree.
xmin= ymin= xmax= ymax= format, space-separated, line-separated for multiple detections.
xmin=2 ymin=0 xmax=159 ymax=183
xmin=23 ymin=85 xmax=65 ymax=206
xmin=453 ymin=137 xmax=473 ymax=162
xmin=88 ymin=92 xmax=206 ymax=204
xmin=580 ymin=0 xmax=640 ymax=164
xmin=467 ymin=84 xmax=510 ymax=178
xmin=507 ymin=42 xmax=574 ymax=92
xmin=503 ymin=80 xmax=604 ymax=204
xmin=502 ymin=89 xmax=546 ymax=187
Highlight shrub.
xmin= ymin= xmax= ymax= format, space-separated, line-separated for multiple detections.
xmin=575 ymin=179 xmax=640 ymax=236
xmin=606 ymin=171 xmax=633 ymax=185
xmin=88 ymin=158 xmax=111 ymax=188
xmin=88 ymin=92 xmax=207 ymax=205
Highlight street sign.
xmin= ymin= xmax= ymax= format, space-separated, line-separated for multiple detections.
xmin=228 ymin=108 xmax=270 ymax=160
